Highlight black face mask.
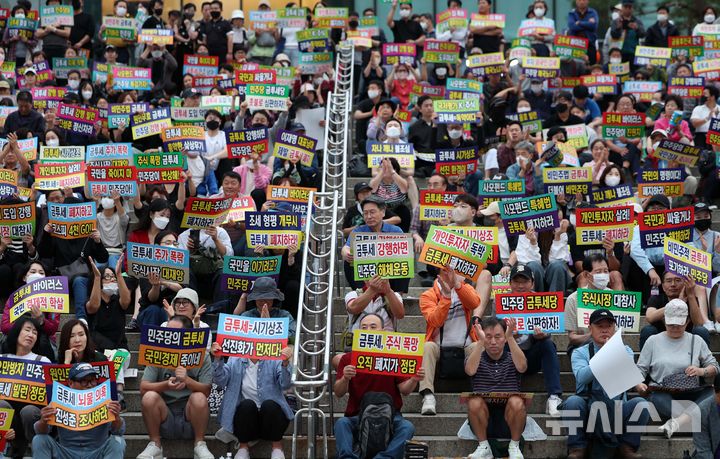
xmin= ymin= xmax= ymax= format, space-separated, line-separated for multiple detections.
xmin=349 ymin=20 xmax=359 ymax=28
xmin=556 ymin=103 xmax=568 ymax=113
xmin=695 ymin=219 xmax=712 ymax=232
xmin=210 ymin=11 xmax=221 ymax=19
xmin=154 ymin=8 xmax=163 ymax=16
xmin=206 ymin=120 xmax=220 ymax=130
xmin=251 ymin=123 xmax=267 ymax=129
xmin=184 ymin=11 xmax=194 ymax=19
xmin=701 ymin=96 xmax=709 ymax=104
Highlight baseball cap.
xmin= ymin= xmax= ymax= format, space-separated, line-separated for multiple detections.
xmin=23 ymin=67 xmax=37 ymax=76
xmin=289 ymin=122 xmax=306 ymax=132
xmin=0 ymin=81 xmax=11 ymax=90
xmin=69 ymin=362 xmax=99 ymax=381
xmin=259 ymin=0 xmax=271 ymax=7
xmin=354 ymin=182 xmax=372 ymax=196
xmin=300 ymin=82 xmax=315 ymax=93
xmin=646 ymin=194 xmax=670 ymax=209
xmin=695 ymin=202 xmax=711 ymax=213
xmin=510 ymin=264 xmax=534 ymax=281
xmin=231 ymin=9 xmax=244 ymax=20
xmin=274 ymin=53 xmax=291 ymax=64
xmin=479 ymin=201 xmax=500 ymax=216
xmin=181 ymin=88 xmax=201 ymax=98
xmin=105 ymin=44 xmax=117 ymax=51
xmin=664 ymin=299 xmax=688 ymax=326
xmin=589 ymin=308 xmax=616 ymax=325
xmin=650 ymin=129 xmax=668 ymax=138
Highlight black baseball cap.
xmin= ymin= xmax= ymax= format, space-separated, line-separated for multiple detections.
xmin=510 ymin=264 xmax=533 ymax=281
xmin=695 ymin=202 xmax=712 ymax=213
xmin=589 ymin=308 xmax=616 ymax=325
xmin=646 ymin=194 xmax=670 ymax=209
xmin=354 ymin=182 xmax=372 ymax=196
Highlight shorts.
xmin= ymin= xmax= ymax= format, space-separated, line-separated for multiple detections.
xmin=470 ymin=402 xmax=511 ymax=439
xmin=160 ymin=401 xmax=194 ymax=440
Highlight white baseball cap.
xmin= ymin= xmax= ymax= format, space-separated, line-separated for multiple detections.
xmin=664 ymin=298 xmax=688 ymax=326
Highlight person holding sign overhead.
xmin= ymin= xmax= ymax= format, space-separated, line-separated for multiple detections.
xmin=32 ymin=362 xmax=126 ymax=459
xmin=561 ymin=309 xmax=649 ymax=459
xmin=138 ymin=315 xmax=214 ymax=459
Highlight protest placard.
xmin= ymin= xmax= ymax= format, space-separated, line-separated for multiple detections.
xmin=498 ymin=194 xmax=559 ymax=235
xmin=7 ymin=17 xmax=38 ymax=40
xmin=248 ymin=10 xmax=276 ymax=27
xmin=433 ymin=99 xmax=479 ymax=124
xmin=200 ymin=95 xmax=239 ymax=115
xmin=86 ymin=143 xmax=132 ymax=165
xmin=245 ymin=84 xmax=290 ymax=111
xmin=127 ymin=242 xmax=189 ymax=284
xmin=266 ymin=185 xmax=315 ymax=213
xmin=298 ymin=52 xmax=334 ymax=75
xmin=44 ymin=361 xmax=117 ymax=407
xmin=419 ymin=190 xmax=461 ymax=221
xmin=47 ymin=379 xmax=115 ymax=432
xmin=668 ymin=76 xmax=705 ymax=98
xmin=601 ymin=112 xmax=646 ymax=139
xmin=139 ymin=325 xmax=208 ymax=370
xmin=574 ymin=205 xmax=635 ymax=245
xmin=436 ymin=8 xmax=468 ymax=35
xmin=669 ymin=35 xmax=704 ymax=58
xmin=296 ymin=28 xmax=331 ymax=52
xmin=225 ymin=127 xmax=268 ymax=159
xmin=56 ymin=103 xmax=97 ymax=137
xmin=314 ymin=7 xmax=348 ymax=28
xmin=576 ymin=288 xmax=642 ymax=332
xmin=0 ymin=356 xmax=47 ymax=405
xmin=423 ymin=39 xmax=459 ymax=64
xmin=273 ymin=129 xmax=316 ymax=167
xmin=652 ymin=139 xmax=701 ymax=166
xmin=183 ymin=54 xmax=219 ymax=76
xmin=47 ymin=202 xmax=96 ymax=239
xmin=0 ymin=407 xmax=12 ymax=451
xmin=351 ymin=233 xmax=414 ymax=281
xmin=542 ymin=167 xmax=593 ymax=195
xmin=437 ymin=226 xmax=499 ymax=264
xmin=134 ymin=151 xmax=183 ymax=184
xmin=553 ymin=35 xmax=588 ymax=59
xmin=622 ymin=81 xmax=663 ymax=102
xmin=107 ymin=102 xmax=149 ymax=129
xmin=51 ymin=57 xmax=87 ymax=80
xmin=220 ymin=256 xmax=281 ymax=293
xmin=465 ymin=52 xmax=504 ymax=77
xmin=491 ymin=274 xmax=511 ymax=298
xmin=170 ymin=106 xmax=206 ymax=125
xmin=509 ymin=37 xmax=533 ymax=59
xmin=38 ymin=146 xmax=84 ymax=163
xmin=381 ymin=43 xmax=416 ymax=65
xmin=366 ymin=141 xmax=414 ymax=169
xmin=580 ymin=74 xmax=618 ymax=96
xmin=589 ymin=185 xmax=636 ymax=207
xmin=0 ymin=202 xmax=34 ymax=240
xmin=638 ymin=207 xmax=694 ymax=249
xmin=470 ymin=13 xmax=505 ymax=28
xmin=8 ymin=276 xmax=69 ymax=322
xmin=102 ymin=16 xmax=136 ymax=40
xmin=130 ymin=107 xmax=172 ymax=140
xmin=507 ymin=110 xmax=543 ymax=133
xmin=41 ymin=4 xmax=72 ymax=26
xmin=246 ymin=211 xmax=303 ymax=249
xmin=0 ymin=169 xmax=16 ymax=199
xmin=477 ymin=180 xmax=526 ymax=207
xmin=446 ymin=78 xmax=483 ymax=100
xmin=138 ymin=28 xmax=173 ymax=45
xmin=419 ymin=226 xmax=490 ymax=282
xmin=520 ymin=56 xmax=560 ymax=79
xmin=351 ymin=329 xmax=424 ymax=377
xmin=223 ymin=196 xmax=257 ymax=223
xmin=359 ymin=15 xmax=378 ymax=35
xmin=33 ymin=162 xmax=85 ymax=190
xmin=161 ymin=125 xmax=206 ymax=156
xmin=216 ymin=314 xmax=289 ymax=359
xmin=664 ymin=238 xmax=712 ymax=288
xmin=87 ymin=165 xmax=137 ymax=197
xmin=181 ymin=196 xmax=234 ymax=229
xmin=637 ymin=168 xmax=685 ymax=198
xmin=111 ymin=67 xmax=152 ymax=91
xmin=495 ymin=292 xmax=565 ymax=334
xmin=277 ymin=7 xmax=307 ymax=28
xmin=409 ymin=83 xmax=445 ymax=105
xmin=346 ymin=30 xmax=372 ymax=48
xmin=693 ymin=58 xmax=720 ymax=81
xmin=634 ymin=45 xmax=672 ymax=66
xmin=31 ymin=87 xmax=65 ymax=111
xmin=434 ymin=146 xmax=478 ymax=177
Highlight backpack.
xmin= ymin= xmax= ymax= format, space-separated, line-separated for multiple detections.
xmin=357 ymin=392 xmax=395 ymax=459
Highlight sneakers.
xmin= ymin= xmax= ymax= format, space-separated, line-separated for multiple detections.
xmin=270 ymin=449 xmax=285 ymax=459
xmin=508 ymin=440 xmax=524 ymax=459
xmin=126 ymin=317 xmax=139 ymax=331
xmin=421 ymin=393 xmax=436 ymax=415
xmin=659 ymin=417 xmax=680 ymax=439
xmin=467 ymin=441 xmax=494 ymax=459
xmin=546 ymin=394 xmax=562 ymax=417
xmin=136 ymin=441 xmax=163 ymax=459
xmin=234 ymin=448 xmax=250 ymax=459
xmin=703 ymin=321 xmax=715 ymax=333
xmin=194 ymin=441 xmax=214 ymax=459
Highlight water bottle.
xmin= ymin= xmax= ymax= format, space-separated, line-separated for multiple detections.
xmin=651 ymin=286 xmax=659 ymax=297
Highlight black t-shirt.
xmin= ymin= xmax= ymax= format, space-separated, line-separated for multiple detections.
xmin=544 ymin=113 xmax=585 ymax=129
xmin=70 ymin=12 xmax=95 ymax=49
xmin=199 ymin=19 xmax=233 ymax=54
xmin=354 ymin=97 xmax=376 ymax=144
xmin=88 ymin=294 xmax=127 ymax=350
xmin=472 ymin=34 xmax=502 ymax=53
xmin=391 ymin=19 xmax=423 ymax=44
xmin=142 ymin=16 xmax=166 ymax=30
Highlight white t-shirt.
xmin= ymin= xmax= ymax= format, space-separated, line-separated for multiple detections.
xmin=160 ymin=320 xmax=213 ymax=351
xmin=241 ymin=360 xmax=261 ymax=407
xmin=187 ymin=156 xmax=205 ymax=188
xmin=484 ymin=148 xmax=499 ymax=172
xmin=431 ymin=290 xmax=471 ymax=347
xmin=344 ymin=290 xmax=401 ymax=332
xmin=691 ymin=104 xmax=719 ymax=132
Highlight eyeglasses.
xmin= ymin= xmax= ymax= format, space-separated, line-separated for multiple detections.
xmin=162 ymin=241 xmax=179 ymax=247
xmin=102 ymin=274 xmax=117 ymax=281
xmin=174 ymin=299 xmax=193 ymax=307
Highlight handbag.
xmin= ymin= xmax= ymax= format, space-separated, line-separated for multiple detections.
xmin=189 ymin=246 xmax=223 ymax=276
xmin=437 ymin=324 xmax=470 ymax=380
xmin=57 ymin=238 xmax=90 ymax=283
xmin=657 ymin=335 xmax=701 ymax=392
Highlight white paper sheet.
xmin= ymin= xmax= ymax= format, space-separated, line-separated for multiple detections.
xmin=588 ymin=329 xmax=644 ymax=399
xmin=295 ymin=107 xmax=326 ymax=148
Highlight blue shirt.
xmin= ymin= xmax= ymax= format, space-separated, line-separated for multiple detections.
xmin=344 ymin=222 xmax=404 ymax=247
xmin=567 ymin=7 xmax=599 ymax=44
xmin=571 ymin=340 xmax=633 ymax=398
xmin=576 ymin=97 xmax=601 ymax=123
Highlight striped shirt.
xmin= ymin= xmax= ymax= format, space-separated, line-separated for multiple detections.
xmin=471 ymin=349 xmax=521 ymax=393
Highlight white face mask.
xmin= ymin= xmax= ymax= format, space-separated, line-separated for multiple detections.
xmin=605 ymin=175 xmax=621 ymax=187
xmin=706 ymin=14 xmax=716 ymax=23
xmin=81 ymin=90 xmax=93 ymax=100
xmin=45 ymin=138 xmax=59 ymax=147
xmin=448 ymin=129 xmax=463 ymax=139
xmin=610 ymin=57 xmax=621 ymax=64
xmin=152 ymin=216 xmax=170 ymax=230
xmin=102 ymin=283 xmax=119 ymax=296
xmin=452 ymin=206 xmax=471 ymax=223
xmin=386 ymin=126 xmax=401 ymax=138
xmin=101 ymin=197 xmax=115 ymax=209
xmin=399 ymin=8 xmax=411 ymax=18
xmin=152 ymin=50 xmax=163 ymax=59
xmin=657 ymin=13 xmax=668 ymax=22
xmin=367 ymin=89 xmax=380 ymax=99
xmin=26 ymin=272 xmax=44 ymax=284
xmin=116 ymin=7 xmax=126 ymax=16
xmin=518 ymin=106 xmax=531 ymax=113
xmin=420 ymin=21 xmax=428 ymax=31
xmin=611 ymin=11 xmax=620 ymax=21
xmin=534 ymin=8 xmax=545 ymax=18
xmin=14 ymin=13 xmax=24 ymax=19
xmin=68 ymin=79 xmax=79 ymax=89
xmin=652 ymin=141 xmax=660 ymax=151
xmin=516 ymin=156 xmax=528 ymax=166
xmin=569 ymin=213 xmax=576 ymax=226
xmin=436 ymin=67 xmax=447 ymax=77
xmin=592 ymin=273 xmax=610 ymax=290
xmin=531 ymin=84 xmax=543 ymax=95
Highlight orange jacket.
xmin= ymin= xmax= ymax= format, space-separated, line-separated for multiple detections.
xmin=419 ymin=281 xmax=481 ymax=343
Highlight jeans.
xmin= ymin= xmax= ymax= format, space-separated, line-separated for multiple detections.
xmin=639 ymin=324 xmax=710 ymax=350
xmin=335 ymin=412 xmax=414 ymax=459
xmin=32 ymin=434 xmax=125 ymax=459
xmin=648 ymin=387 xmax=714 ymax=419
xmin=137 ymin=304 xmax=168 ymax=327
xmin=72 ymin=276 xmax=89 ymax=321
xmin=523 ymin=338 xmax=562 ymax=396
xmin=526 ymin=260 xmax=570 ymax=293
xmin=562 ymin=395 xmax=650 ymax=450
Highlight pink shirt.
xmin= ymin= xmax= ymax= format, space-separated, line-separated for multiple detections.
xmin=654 ymin=116 xmax=692 ymax=143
